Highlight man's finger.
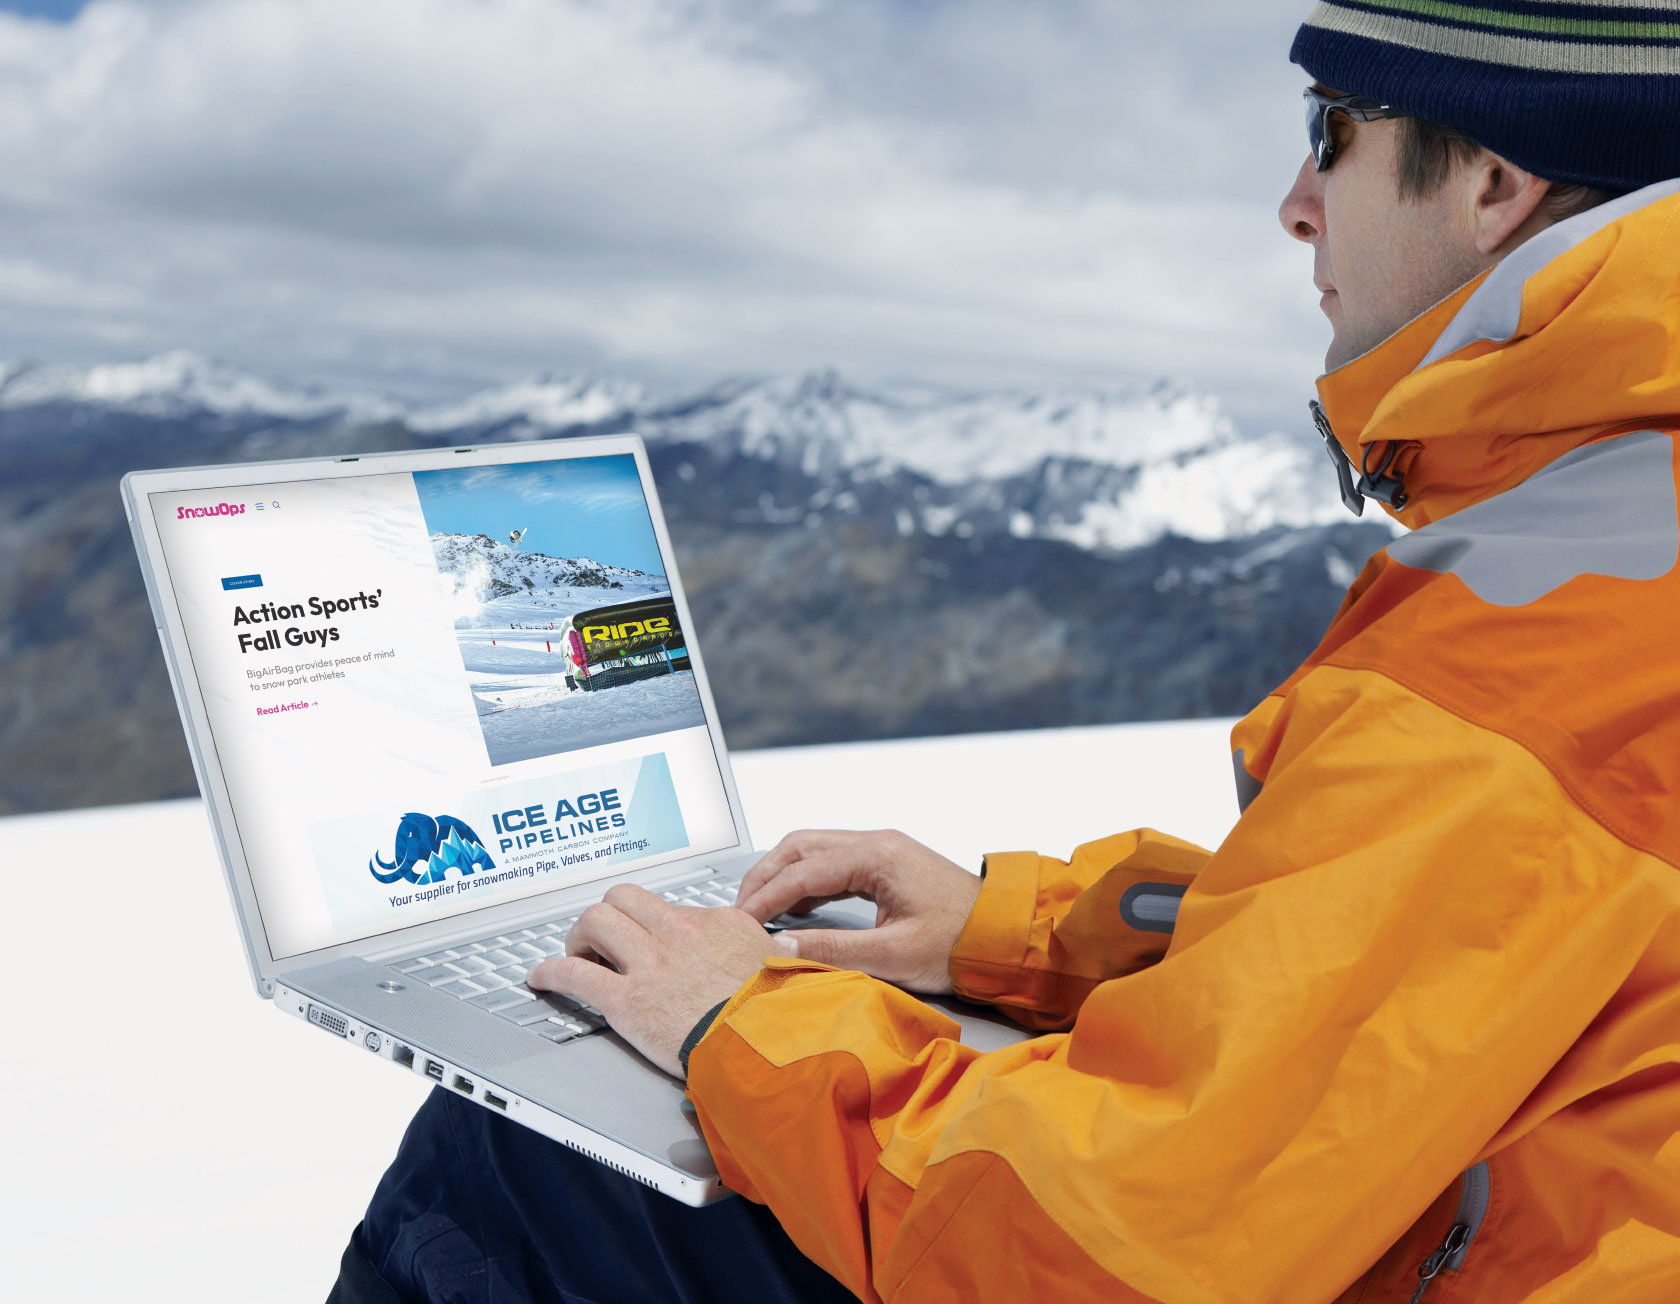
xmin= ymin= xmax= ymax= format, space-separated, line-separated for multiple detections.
xmin=527 ymin=953 xmax=623 ymax=1011
xmin=776 ymin=925 xmax=899 ymax=976
xmin=736 ymin=851 xmax=876 ymax=923
xmin=601 ymin=882 xmax=676 ymax=930
xmin=565 ymin=903 xmax=653 ymax=970
xmin=735 ymin=829 xmax=849 ymax=903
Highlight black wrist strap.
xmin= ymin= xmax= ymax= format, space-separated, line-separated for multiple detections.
xmin=678 ymin=999 xmax=731 ymax=1077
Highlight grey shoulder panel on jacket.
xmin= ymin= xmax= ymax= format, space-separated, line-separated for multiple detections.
xmin=1386 ymin=430 xmax=1679 ymax=607
xmin=1233 ymin=748 xmax=1263 ymax=815
xmin=1416 ymin=178 xmax=1680 ymax=370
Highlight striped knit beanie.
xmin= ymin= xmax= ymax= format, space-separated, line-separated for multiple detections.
xmin=1291 ymin=2 xmax=1680 ymax=193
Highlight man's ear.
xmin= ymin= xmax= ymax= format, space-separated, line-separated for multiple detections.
xmin=1466 ymin=151 xmax=1555 ymax=256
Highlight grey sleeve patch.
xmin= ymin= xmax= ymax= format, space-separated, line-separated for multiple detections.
xmin=1386 ymin=431 xmax=1679 ymax=607
xmin=1417 ymin=178 xmax=1680 ymax=371
xmin=1119 ymin=881 xmax=1187 ymax=934
xmin=1232 ymin=748 xmax=1263 ymax=814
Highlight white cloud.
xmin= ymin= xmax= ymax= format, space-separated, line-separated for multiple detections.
xmin=0 ymin=0 xmax=1329 ymax=430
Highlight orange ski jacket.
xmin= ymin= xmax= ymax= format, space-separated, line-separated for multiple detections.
xmin=687 ymin=177 xmax=1680 ymax=1303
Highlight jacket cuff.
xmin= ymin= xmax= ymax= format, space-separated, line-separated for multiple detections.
xmin=948 ymin=851 xmax=1040 ymax=1001
xmin=678 ymin=998 xmax=731 ymax=1077
xmin=682 ymin=957 xmax=840 ymax=1091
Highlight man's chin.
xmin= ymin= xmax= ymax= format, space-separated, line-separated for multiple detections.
xmin=1323 ymin=322 xmax=1366 ymax=374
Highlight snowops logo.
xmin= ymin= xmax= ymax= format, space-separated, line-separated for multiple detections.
xmin=369 ymin=812 xmax=496 ymax=885
xmin=177 ymin=502 xmax=246 ymax=520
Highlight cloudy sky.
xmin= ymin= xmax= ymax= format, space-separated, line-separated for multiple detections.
xmin=0 ymin=0 xmax=1327 ymax=432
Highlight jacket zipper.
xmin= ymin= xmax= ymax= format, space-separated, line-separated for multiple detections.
xmin=1406 ymin=1161 xmax=1490 ymax=1303
xmin=1310 ymin=399 xmax=1366 ymax=517
xmin=1308 ymin=399 xmax=1410 ymax=516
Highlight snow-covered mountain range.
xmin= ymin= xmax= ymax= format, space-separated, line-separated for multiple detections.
xmin=0 ymin=350 xmax=403 ymax=423
xmin=0 ymin=351 xmax=1355 ymax=553
xmin=4 ymin=351 xmax=1393 ymax=815
xmin=429 ymin=533 xmax=669 ymax=632
xmin=430 ymin=533 xmax=651 ymax=604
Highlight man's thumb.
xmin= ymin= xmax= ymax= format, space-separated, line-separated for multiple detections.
xmin=772 ymin=928 xmax=854 ymax=967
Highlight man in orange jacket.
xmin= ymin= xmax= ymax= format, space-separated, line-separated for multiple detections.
xmin=337 ymin=4 xmax=1680 ymax=1301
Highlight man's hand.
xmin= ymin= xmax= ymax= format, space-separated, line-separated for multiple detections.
xmin=734 ymin=829 xmax=983 ymax=994
xmin=527 ymin=884 xmax=789 ymax=1079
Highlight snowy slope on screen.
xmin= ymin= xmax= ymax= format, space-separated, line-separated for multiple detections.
xmin=429 ymin=532 xmax=702 ymax=765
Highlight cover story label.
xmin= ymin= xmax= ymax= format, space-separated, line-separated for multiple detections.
xmin=311 ymin=752 xmax=689 ymax=932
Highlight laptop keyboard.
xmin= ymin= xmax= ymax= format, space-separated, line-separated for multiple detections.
xmin=387 ymin=875 xmax=741 ymax=1045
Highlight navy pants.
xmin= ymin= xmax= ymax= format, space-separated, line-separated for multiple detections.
xmin=330 ymin=1087 xmax=858 ymax=1304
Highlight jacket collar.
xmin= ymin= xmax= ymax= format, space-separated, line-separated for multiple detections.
xmin=1312 ymin=177 xmax=1680 ymax=529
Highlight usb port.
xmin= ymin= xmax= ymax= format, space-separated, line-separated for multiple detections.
xmin=452 ymin=1074 xmax=474 ymax=1095
xmin=483 ymin=1091 xmax=508 ymax=1111
xmin=425 ymin=1059 xmax=444 ymax=1081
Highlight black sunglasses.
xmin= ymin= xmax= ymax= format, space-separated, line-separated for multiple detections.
xmin=1304 ymin=87 xmax=1407 ymax=171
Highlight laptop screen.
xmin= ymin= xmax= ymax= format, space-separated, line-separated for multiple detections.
xmin=147 ymin=450 xmax=742 ymax=961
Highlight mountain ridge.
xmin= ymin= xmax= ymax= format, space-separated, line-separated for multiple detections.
xmin=430 ymin=532 xmax=649 ymax=611
xmin=2 ymin=349 xmax=1361 ymax=553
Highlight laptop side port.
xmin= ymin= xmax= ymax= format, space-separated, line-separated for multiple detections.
xmin=452 ymin=1074 xmax=475 ymax=1095
xmin=307 ymin=1004 xmax=350 ymax=1037
xmin=483 ymin=1091 xmax=508 ymax=1111
xmin=392 ymin=1044 xmax=414 ymax=1069
xmin=425 ymin=1059 xmax=444 ymax=1081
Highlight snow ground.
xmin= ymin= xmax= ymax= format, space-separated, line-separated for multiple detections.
xmin=4 ymin=718 xmax=1241 ymax=1302
xmin=453 ymin=588 xmax=705 ymax=765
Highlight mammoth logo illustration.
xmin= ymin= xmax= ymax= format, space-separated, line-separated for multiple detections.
xmin=369 ymin=812 xmax=496 ymax=885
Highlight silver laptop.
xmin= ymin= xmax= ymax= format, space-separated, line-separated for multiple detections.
xmin=122 ymin=434 xmax=1027 ymax=1205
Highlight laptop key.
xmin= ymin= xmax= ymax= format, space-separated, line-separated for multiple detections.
xmin=468 ymin=988 xmax=532 ymax=1013
xmin=421 ymin=964 xmax=469 ymax=986
xmin=481 ymin=948 xmax=520 ymax=967
xmin=476 ymin=970 xmax=511 ymax=990
xmin=394 ymin=958 xmax=432 ymax=973
xmin=498 ymin=1001 xmax=560 ymax=1026
xmin=435 ymin=978 xmax=486 ymax=999
xmin=536 ymin=1021 xmax=582 ymax=1043
xmin=510 ymin=942 xmax=545 ymax=963
xmin=421 ymin=949 xmax=462 ymax=964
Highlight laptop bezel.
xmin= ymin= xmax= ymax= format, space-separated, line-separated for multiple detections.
xmin=121 ymin=433 xmax=754 ymax=996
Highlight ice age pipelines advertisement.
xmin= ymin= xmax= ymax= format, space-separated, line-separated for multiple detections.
xmin=310 ymin=752 xmax=691 ymax=932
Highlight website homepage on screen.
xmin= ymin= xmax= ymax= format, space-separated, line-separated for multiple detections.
xmin=150 ymin=453 xmax=738 ymax=961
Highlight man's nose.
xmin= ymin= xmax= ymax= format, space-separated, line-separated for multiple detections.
xmin=1278 ymin=154 xmax=1325 ymax=244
